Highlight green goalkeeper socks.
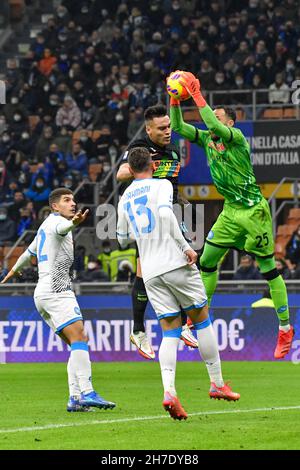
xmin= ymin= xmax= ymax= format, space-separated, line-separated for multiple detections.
xmin=201 ymin=270 xmax=218 ymax=307
xmin=268 ymin=276 xmax=290 ymax=326
xmin=200 ymin=243 xmax=228 ymax=306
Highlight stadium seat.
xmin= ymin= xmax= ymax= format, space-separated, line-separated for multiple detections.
xmin=89 ymin=163 xmax=102 ymax=182
xmin=283 ymin=107 xmax=297 ymax=119
xmin=287 ymin=208 xmax=300 ymax=228
xmin=288 ymin=208 xmax=300 ymax=219
xmin=236 ymin=109 xmax=246 ymax=121
xmin=3 ymin=247 xmax=25 ymax=271
xmin=277 ymin=224 xmax=296 ymax=236
xmin=28 ymin=115 xmax=40 ymax=131
xmin=262 ymin=108 xmax=283 ymax=119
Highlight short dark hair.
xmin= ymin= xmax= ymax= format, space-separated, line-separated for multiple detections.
xmin=128 ymin=147 xmax=151 ymax=173
xmin=49 ymin=188 xmax=73 ymax=209
xmin=214 ymin=106 xmax=237 ymax=123
xmin=144 ymin=104 xmax=167 ymax=122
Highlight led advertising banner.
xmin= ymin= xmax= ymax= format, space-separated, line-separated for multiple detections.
xmin=0 ymin=295 xmax=299 ymax=363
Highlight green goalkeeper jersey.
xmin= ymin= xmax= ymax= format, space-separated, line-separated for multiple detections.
xmin=170 ymin=104 xmax=262 ymax=207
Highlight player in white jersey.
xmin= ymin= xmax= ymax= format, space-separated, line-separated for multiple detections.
xmin=1 ymin=188 xmax=116 ymax=412
xmin=117 ymin=148 xmax=240 ymax=420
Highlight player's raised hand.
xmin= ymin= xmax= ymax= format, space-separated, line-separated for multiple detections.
xmin=0 ymin=269 xmax=18 ymax=284
xmin=72 ymin=209 xmax=89 ymax=226
xmin=184 ymin=249 xmax=198 ymax=265
xmin=179 ymin=72 xmax=206 ymax=108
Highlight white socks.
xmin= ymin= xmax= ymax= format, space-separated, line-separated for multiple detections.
xmin=159 ymin=332 xmax=181 ymax=396
xmin=69 ymin=342 xmax=93 ymax=394
xmin=67 ymin=356 xmax=81 ymax=397
xmin=194 ymin=319 xmax=224 ymax=388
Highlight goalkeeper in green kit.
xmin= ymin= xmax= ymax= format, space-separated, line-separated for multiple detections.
xmin=169 ymin=71 xmax=294 ymax=359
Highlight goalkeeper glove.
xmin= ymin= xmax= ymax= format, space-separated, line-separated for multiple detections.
xmin=170 ymin=96 xmax=180 ymax=106
xmin=180 ymin=72 xmax=206 ymax=108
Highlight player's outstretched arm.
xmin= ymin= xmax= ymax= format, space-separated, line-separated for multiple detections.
xmin=1 ymin=238 xmax=37 ymax=283
xmin=1 ymin=269 xmax=18 ymax=284
xmin=169 ymin=97 xmax=198 ymax=139
xmin=56 ymin=209 xmax=89 ymax=236
xmin=180 ymin=73 xmax=232 ymax=141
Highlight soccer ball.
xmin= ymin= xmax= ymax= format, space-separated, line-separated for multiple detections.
xmin=166 ymin=71 xmax=190 ymax=101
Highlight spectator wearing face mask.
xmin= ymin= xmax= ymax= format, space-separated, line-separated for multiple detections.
xmin=0 ymin=132 xmax=13 ymax=159
xmin=268 ymin=73 xmax=290 ymax=104
xmin=78 ymin=130 xmax=97 ymax=160
xmin=24 ymin=176 xmax=51 ymax=211
xmin=9 ymin=111 xmax=29 ymax=135
xmin=65 ymin=142 xmax=88 ymax=179
xmin=16 ymin=207 xmax=34 ymax=237
xmin=211 ymin=71 xmax=230 ymax=105
xmin=3 ymin=95 xmax=28 ymax=124
xmin=31 ymin=162 xmax=53 ymax=188
xmin=55 ymin=4 xmax=70 ymax=27
xmin=17 ymin=161 xmax=32 ymax=190
xmin=78 ymin=257 xmax=110 ymax=282
xmin=15 ymin=131 xmax=35 ymax=157
xmin=81 ymin=99 xmax=100 ymax=131
xmin=74 ymin=3 xmax=95 ymax=35
xmin=35 ymin=126 xmax=56 ymax=162
xmin=3 ymin=180 xmax=20 ymax=205
xmin=231 ymin=73 xmax=252 ymax=118
xmin=57 ymin=51 xmax=70 ymax=75
xmin=55 ymin=95 xmax=82 ymax=131
xmin=45 ymin=143 xmax=65 ymax=172
xmin=0 ymin=207 xmax=16 ymax=245
xmin=8 ymin=191 xmax=27 ymax=223
xmin=62 ymin=175 xmax=75 ymax=191
xmin=53 ymin=126 xmax=72 ymax=155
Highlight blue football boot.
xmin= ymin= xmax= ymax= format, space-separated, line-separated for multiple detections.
xmin=67 ymin=395 xmax=93 ymax=412
xmin=79 ymin=391 xmax=116 ymax=409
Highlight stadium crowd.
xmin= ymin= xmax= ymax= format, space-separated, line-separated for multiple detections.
xmin=1 ymin=0 xmax=300 ymax=280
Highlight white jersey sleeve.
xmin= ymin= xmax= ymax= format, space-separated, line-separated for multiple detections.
xmin=12 ymin=236 xmax=37 ymax=272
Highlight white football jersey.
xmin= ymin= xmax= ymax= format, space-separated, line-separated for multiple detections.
xmin=27 ymin=213 xmax=74 ymax=296
xmin=117 ymin=178 xmax=190 ymax=282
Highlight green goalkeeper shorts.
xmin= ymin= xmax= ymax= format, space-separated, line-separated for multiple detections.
xmin=206 ymin=197 xmax=274 ymax=258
